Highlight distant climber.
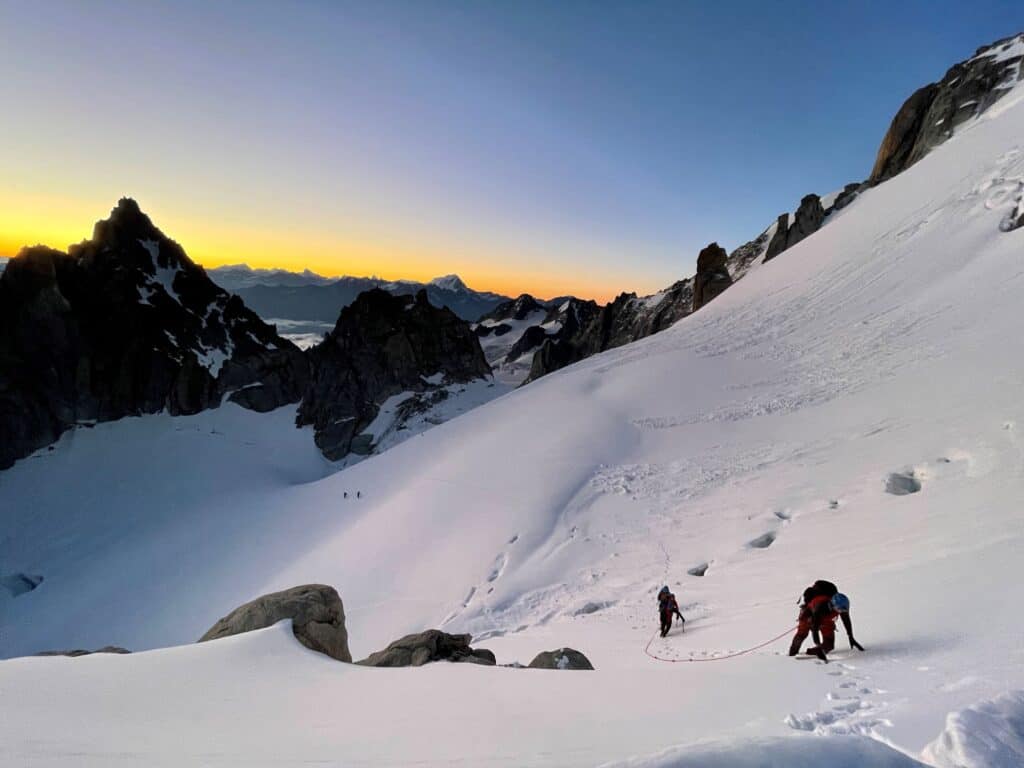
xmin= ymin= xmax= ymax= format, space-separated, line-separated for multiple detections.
xmin=789 ymin=580 xmax=864 ymax=660
xmin=658 ymin=586 xmax=684 ymax=637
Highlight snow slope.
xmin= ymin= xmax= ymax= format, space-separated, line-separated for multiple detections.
xmin=5 ymin=71 xmax=1024 ymax=768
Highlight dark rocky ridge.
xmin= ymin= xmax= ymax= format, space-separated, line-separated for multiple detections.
xmin=871 ymin=33 xmax=1024 ymax=183
xmin=297 ymin=288 xmax=491 ymax=460
xmin=0 ymin=199 xmax=308 ymax=470
xmin=527 ymin=281 xmax=691 ymax=382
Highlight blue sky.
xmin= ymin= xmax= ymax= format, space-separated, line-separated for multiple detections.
xmin=3 ymin=1 xmax=1023 ymax=299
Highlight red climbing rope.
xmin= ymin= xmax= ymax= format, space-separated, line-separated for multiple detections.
xmin=644 ymin=624 xmax=796 ymax=663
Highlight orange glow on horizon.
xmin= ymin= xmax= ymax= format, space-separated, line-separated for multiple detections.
xmin=0 ymin=195 xmax=654 ymax=304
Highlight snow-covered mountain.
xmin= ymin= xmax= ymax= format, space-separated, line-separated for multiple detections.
xmin=4 ymin=31 xmax=1024 ymax=768
xmin=206 ymin=263 xmax=337 ymax=291
xmin=210 ymin=266 xmax=512 ymax=328
xmin=0 ymin=256 xmax=8 ymax=273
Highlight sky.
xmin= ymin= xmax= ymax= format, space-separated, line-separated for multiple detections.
xmin=2 ymin=1 xmax=1023 ymax=301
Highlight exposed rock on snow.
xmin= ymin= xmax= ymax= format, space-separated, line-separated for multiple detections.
xmin=885 ymin=471 xmax=922 ymax=495
xmin=296 ymin=288 xmax=491 ymax=460
xmin=0 ymin=198 xmax=309 ymax=470
xmin=357 ymin=629 xmax=495 ymax=667
xmin=34 ymin=646 xmax=130 ymax=657
xmin=765 ymin=195 xmax=827 ymax=262
xmin=692 ymin=242 xmax=733 ymax=311
xmin=764 ymin=213 xmax=792 ymax=262
xmin=199 ymin=584 xmax=351 ymax=662
xmin=870 ymin=32 xmax=1024 ymax=183
xmin=527 ymin=647 xmax=594 ymax=670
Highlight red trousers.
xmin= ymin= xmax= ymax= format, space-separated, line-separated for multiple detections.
xmin=789 ymin=616 xmax=836 ymax=655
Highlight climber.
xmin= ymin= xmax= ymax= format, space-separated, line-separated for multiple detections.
xmin=789 ymin=582 xmax=864 ymax=660
xmin=658 ymin=586 xmax=685 ymax=637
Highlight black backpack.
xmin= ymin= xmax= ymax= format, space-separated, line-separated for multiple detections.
xmin=801 ymin=580 xmax=838 ymax=605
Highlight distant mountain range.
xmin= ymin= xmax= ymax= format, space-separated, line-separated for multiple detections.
xmin=207 ymin=264 xmax=513 ymax=323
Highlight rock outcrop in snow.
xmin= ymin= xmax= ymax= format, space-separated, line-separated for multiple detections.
xmin=357 ymin=629 xmax=495 ymax=667
xmin=870 ymin=32 xmax=1024 ymax=183
xmin=692 ymin=242 xmax=733 ymax=311
xmin=527 ymin=648 xmax=594 ymax=670
xmin=0 ymin=198 xmax=309 ymax=470
xmin=199 ymin=584 xmax=352 ymax=662
xmin=297 ymin=288 xmax=491 ymax=460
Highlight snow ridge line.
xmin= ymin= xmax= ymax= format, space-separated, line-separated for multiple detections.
xmin=644 ymin=625 xmax=795 ymax=664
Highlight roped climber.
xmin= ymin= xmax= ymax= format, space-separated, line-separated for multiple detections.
xmin=788 ymin=580 xmax=864 ymax=660
xmin=658 ymin=586 xmax=685 ymax=637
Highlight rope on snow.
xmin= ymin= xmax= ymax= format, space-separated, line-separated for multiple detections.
xmin=644 ymin=625 xmax=796 ymax=663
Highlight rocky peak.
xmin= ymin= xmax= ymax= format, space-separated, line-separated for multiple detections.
xmin=296 ymin=288 xmax=491 ymax=460
xmin=480 ymin=293 xmax=545 ymax=323
xmin=0 ymin=200 xmax=309 ymax=470
xmin=871 ymin=32 xmax=1024 ymax=183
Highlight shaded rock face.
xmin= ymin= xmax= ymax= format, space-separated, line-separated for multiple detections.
xmin=692 ymin=242 xmax=733 ymax=311
xmin=357 ymin=630 xmax=495 ymax=667
xmin=528 ymin=647 xmax=594 ymax=670
xmin=763 ymin=193 xmax=835 ymax=263
xmin=764 ymin=214 xmax=791 ymax=262
xmin=199 ymin=584 xmax=351 ymax=662
xmin=871 ymin=33 xmax=1024 ymax=183
xmin=0 ymin=199 xmax=309 ymax=470
xmin=297 ymin=289 xmax=491 ymax=460
xmin=35 ymin=646 xmax=130 ymax=657
xmin=505 ymin=324 xmax=548 ymax=363
xmin=785 ymin=194 xmax=825 ymax=251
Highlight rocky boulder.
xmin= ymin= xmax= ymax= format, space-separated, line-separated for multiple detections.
xmin=0 ymin=198 xmax=309 ymax=470
xmin=871 ymin=33 xmax=1024 ymax=183
xmin=199 ymin=584 xmax=351 ymax=662
xmin=692 ymin=243 xmax=733 ymax=311
xmin=357 ymin=630 xmax=495 ymax=667
xmin=296 ymin=289 xmax=491 ymax=460
xmin=528 ymin=647 xmax=594 ymax=670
